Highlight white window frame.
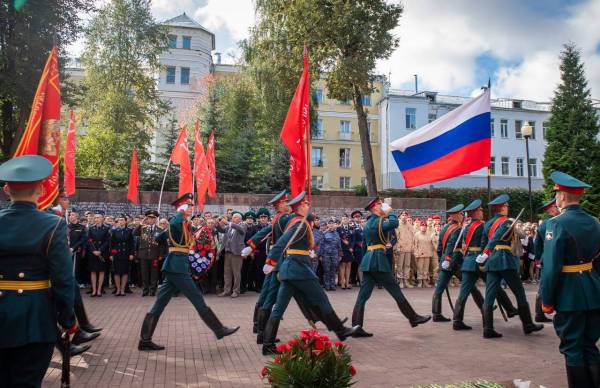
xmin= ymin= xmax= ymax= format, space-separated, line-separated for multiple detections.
xmin=339 ymin=148 xmax=351 ymax=168
xmin=501 ymin=157 xmax=510 ymax=176
xmin=500 ymin=119 xmax=508 ymax=138
xmin=405 ymin=107 xmax=416 ymax=130
xmin=339 ymin=120 xmax=351 ymax=140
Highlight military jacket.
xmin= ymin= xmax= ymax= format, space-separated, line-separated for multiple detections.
xmin=0 ymin=202 xmax=75 ymax=348
xmin=352 ymin=226 xmax=364 ymax=261
xmin=337 ymin=225 xmax=354 ymax=259
xmin=313 ymin=228 xmax=324 ymax=254
xmin=358 ymin=214 xmax=399 ymax=273
xmin=68 ymin=222 xmax=87 ymax=253
xmin=268 ymin=215 xmax=316 ymax=281
xmin=134 ymin=224 xmax=167 ymax=260
xmin=533 ymin=218 xmax=548 ymax=262
xmin=250 ymin=212 xmax=291 ymax=273
xmin=461 ymin=220 xmax=485 ymax=272
xmin=87 ymin=223 xmax=111 ymax=257
xmin=436 ymin=220 xmax=463 ymax=272
xmin=320 ymin=230 xmax=341 ymax=256
xmin=481 ymin=214 xmax=518 ymax=272
xmin=540 ymin=205 xmax=600 ymax=312
xmin=157 ymin=212 xmax=193 ymax=274
xmin=110 ymin=227 xmax=134 ymax=259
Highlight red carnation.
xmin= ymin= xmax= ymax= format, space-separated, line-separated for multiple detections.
xmin=274 ymin=356 xmax=282 ymax=364
xmin=111 ymin=249 xmax=118 ymax=254
xmin=313 ymin=339 xmax=324 ymax=351
xmin=349 ymin=365 xmax=357 ymax=376
xmin=204 ymin=244 xmax=211 ymax=250
xmin=320 ymin=335 xmax=329 ymax=342
xmin=276 ymin=344 xmax=286 ymax=353
xmin=324 ymin=342 xmax=332 ymax=349
xmin=334 ymin=341 xmax=343 ymax=348
xmin=288 ymin=339 xmax=298 ymax=346
xmin=300 ymin=330 xmax=311 ymax=340
xmin=261 ymin=367 xmax=268 ymax=377
xmin=200 ymin=250 xmax=206 ymax=256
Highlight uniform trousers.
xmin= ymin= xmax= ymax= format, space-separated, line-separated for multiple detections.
xmin=483 ymin=270 xmax=528 ymax=307
xmin=150 ymin=272 xmax=208 ymax=316
xmin=140 ymin=259 xmax=160 ymax=292
xmin=271 ymin=278 xmax=333 ymax=320
xmin=394 ymin=251 xmax=412 ymax=280
xmin=356 ymin=271 xmax=409 ymax=306
xmin=434 ymin=267 xmax=484 ymax=301
xmin=322 ymin=254 xmax=338 ymax=289
xmin=223 ymin=252 xmax=243 ymax=294
xmin=554 ymin=309 xmax=600 ymax=366
xmin=259 ymin=270 xmax=319 ymax=322
xmin=0 ymin=342 xmax=54 ymax=388
xmin=416 ymin=257 xmax=432 ymax=280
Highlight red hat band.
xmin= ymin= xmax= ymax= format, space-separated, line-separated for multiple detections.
xmin=5 ymin=181 xmax=41 ymax=189
xmin=554 ymin=184 xmax=584 ymax=195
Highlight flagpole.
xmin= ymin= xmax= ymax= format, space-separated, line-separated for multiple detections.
xmin=157 ymin=160 xmax=171 ymax=214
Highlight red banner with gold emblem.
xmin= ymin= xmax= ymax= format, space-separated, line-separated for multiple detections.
xmin=14 ymin=46 xmax=61 ymax=209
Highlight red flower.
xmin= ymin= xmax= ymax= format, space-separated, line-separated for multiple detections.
xmin=299 ymin=330 xmax=311 ymax=340
xmin=313 ymin=339 xmax=324 ymax=351
xmin=288 ymin=339 xmax=298 ymax=346
xmin=324 ymin=342 xmax=332 ymax=349
xmin=276 ymin=343 xmax=290 ymax=353
xmin=200 ymin=250 xmax=206 ymax=256
xmin=349 ymin=365 xmax=357 ymax=376
xmin=320 ymin=335 xmax=329 ymax=343
xmin=267 ymin=376 xmax=272 ymax=383
xmin=111 ymin=249 xmax=118 ymax=254
xmin=261 ymin=367 xmax=268 ymax=377
xmin=274 ymin=356 xmax=281 ymax=364
xmin=204 ymin=244 xmax=211 ymax=250
xmin=334 ymin=341 xmax=343 ymax=348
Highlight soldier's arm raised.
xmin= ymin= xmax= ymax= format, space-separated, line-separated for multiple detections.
xmin=47 ymin=219 xmax=76 ymax=330
xmin=381 ymin=214 xmax=399 ymax=231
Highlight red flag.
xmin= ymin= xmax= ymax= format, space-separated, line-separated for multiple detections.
xmin=280 ymin=47 xmax=310 ymax=200
xmin=127 ymin=148 xmax=139 ymax=204
xmin=193 ymin=124 xmax=209 ymax=210
xmin=14 ymin=46 xmax=61 ymax=209
xmin=170 ymin=126 xmax=193 ymax=196
xmin=206 ymin=131 xmax=216 ymax=198
xmin=64 ymin=109 xmax=77 ymax=196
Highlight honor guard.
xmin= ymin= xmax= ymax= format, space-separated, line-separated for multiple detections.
xmin=533 ymin=199 xmax=559 ymax=323
xmin=134 ymin=210 xmax=167 ymax=296
xmin=540 ymin=171 xmax=600 ymax=388
xmin=0 ymin=156 xmax=77 ymax=387
xmin=138 ymin=193 xmax=239 ymax=351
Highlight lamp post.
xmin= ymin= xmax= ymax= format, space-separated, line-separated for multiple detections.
xmin=522 ymin=122 xmax=533 ymax=222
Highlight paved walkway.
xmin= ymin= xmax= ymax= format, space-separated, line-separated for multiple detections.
xmin=44 ymin=284 xmax=564 ymax=387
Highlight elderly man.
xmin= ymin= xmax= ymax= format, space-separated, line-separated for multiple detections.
xmin=218 ymin=212 xmax=247 ymax=298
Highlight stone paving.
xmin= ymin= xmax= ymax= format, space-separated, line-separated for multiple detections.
xmin=44 ymin=284 xmax=565 ymax=387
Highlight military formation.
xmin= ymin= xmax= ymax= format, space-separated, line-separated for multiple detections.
xmin=0 ymin=155 xmax=598 ymax=388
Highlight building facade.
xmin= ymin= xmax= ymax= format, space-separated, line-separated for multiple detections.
xmin=310 ymin=79 xmax=383 ymax=191
xmin=379 ymin=89 xmax=551 ymax=190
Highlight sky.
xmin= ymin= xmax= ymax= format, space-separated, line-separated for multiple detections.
xmin=69 ymin=0 xmax=600 ymax=102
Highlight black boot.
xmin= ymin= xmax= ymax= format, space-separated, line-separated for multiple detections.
xmin=566 ymin=364 xmax=593 ymax=388
xmin=351 ymin=304 xmax=373 ymax=338
xmin=252 ymin=302 xmax=260 ymax=334
xmin=452 ymin=298 xmax=472 ymax=331
xmin=518 ymin=303 xmax=544 ymax=334
xmin=321 ymin=310 xmax=358 ymax=341
xmin=256 ymin=308 xmax=270 ymax=345
xmin=150 ymin=288 xmax=157 ymax=296
xmin=125 ymin=284 xmax=132 ymax=294
xmin=535 ymin=295 xmax=552 ymax=323
xmin=200 ymin=307 xmax=239 ymax=339
xmin=138 ymin=313 xmax=165 ymax=350
xmin=74 ymin=296 xmax=102 ymax=333
xmin=142 ymin=288 xmax=149 ymax=297
xmin=587 ymin=363 xmax=600 ymax=388
xmin=470 ymin=288 xmax=484 ymax=310
xmin=71 ymin=328 xmax=100 ymax=345
xmin=398 ymin=296 xmax=431 ymax=327
xmin=432 ymin=293 xmax=450 ymax=322
xmin=262 ymin=318 xmax=280 ymax=355
xmin=69 ymin=343 xmax=91 ymax=356
xmin=496 ymin=289 xmax=518 ymax=318
xmin=482 ymin=305 xmax=502 ymax=338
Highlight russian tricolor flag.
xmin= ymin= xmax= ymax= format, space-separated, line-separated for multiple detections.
xmin=390 ymin=88 xmax=491 ymax=188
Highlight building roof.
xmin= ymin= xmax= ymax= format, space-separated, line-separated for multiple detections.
xmin=163 ymin=12 xmax=215 ymax=50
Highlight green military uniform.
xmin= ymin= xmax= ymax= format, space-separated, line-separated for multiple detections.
xmin=540 ymin=171 xmax=600 ymax=387
xmin=452 ymin=199 xmax=517 ymax=330
xmin=262 ymin=192 xmax=355 ymax=355
xmin=0 ymin=156 xmax=76 ymax=387
xmin=479 ymin=194 xmax=543 ymax=339
xmin=532 ymin=200 xmax=557 ymax=323
xmin=352 ymin=197 xmax=430 ymax=337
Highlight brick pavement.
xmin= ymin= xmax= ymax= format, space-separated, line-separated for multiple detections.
xmin=44 ymin=284 xmax=565 ymax=387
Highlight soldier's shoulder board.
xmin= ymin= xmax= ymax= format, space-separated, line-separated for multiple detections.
xmin=545 ymin=231 xmax=553 ymax=241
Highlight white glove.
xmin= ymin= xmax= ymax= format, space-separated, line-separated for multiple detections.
xmin=263 ymin=264 xmax=274 ymax=275
xmin=309 ymin=250 xmax=316 ymax=258
xmin=241 ymin=246 xmax=253 ymax=257
xmin=476 ymin=253 xmax=488 ymax=264
xmin=177 ymin=204 xmax=189 ymax=213
xmin=441 ymin=260 xmax=450 ymax=270
xmin=381 ymin=203 xmax=392 ymax=212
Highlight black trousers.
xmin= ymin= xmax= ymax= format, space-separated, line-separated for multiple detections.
xmin=0 ymin=342 xmax=54 ymax=387
xmin=140 ymin=259 xmax=160 ymax=292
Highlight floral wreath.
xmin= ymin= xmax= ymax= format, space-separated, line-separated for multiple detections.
xmin=188 ymin=226 xmax=216 ymax=274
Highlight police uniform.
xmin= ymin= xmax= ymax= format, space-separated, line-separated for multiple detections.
xmin=138 ymin=193 xmax=239 ymax=351
xmin=261 ymin=192 xmax=357 ymax=355
xmin=134 ymin=210 xmax=167 ymax=296
xmin=87 ymin=215 xmax=111 ymax=295
xmin=110 ymin=220 xmax=134 ymax=277
xmin=540 ymin=171 xmax=600 ymax=387
xmin=0 ymin=156 xmax=76 ymax=387
xmin=352 ymin=198 xmax=430 ymax=337
xmin=320 ymin=221 xmax=342 ymax=290
xmin=478 ymin=194 xmax=543 ymax=339
xmin=532 ymin=199 xmax=557 ymax=323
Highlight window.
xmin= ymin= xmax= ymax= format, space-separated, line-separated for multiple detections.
xmin=428 ymin=113 xmax=437 ymax=123
xmin=529 ymin=121 xmax=536 ymax=139
xmin=529 ymin=158 xmax=537 ymax=177
xmin=490 ymin=118 xmax=495 ymax=137
xmin=542 ymin=121 xmax=548 ymax=139
xmin=311 ymin=176 xmax=324 ymax=189
xmin=314 ymin=89 xmax=324 ymax=103
xmin=180 ymin=67 xmax=190 ymax=84
xmin=516 ymin=158 xmax=524 ymax=177
xmin=339 ymin=120 xmax=351 ymax=140
xmin=361 ymin=177 xmax=367 ymax=187
xmin=166 ymin=66 xmax=176 ymax=84
xmin=339 ymin=148 xmax=350 ymax=168
xmin=515 ymin=120 xmax=523 ymax=139
xmin=311 ymin=147 xmax=323 ymax=167
xmin=362 ymin=95 xmax=371 ymax=106
xmin=168 ymin=35 xmax=177 ymax=49
xmin=500 ymin=119 xmax=508 ymax=138
xmin=339 ymin=176 xmax=351 ymax=189
xmin=182 ymin=36 xmax=191 ymax=49
xmin=501 ymin=157 xmax=509 ymax=175
xmin=313 ymin=119 xmax=324 ymax=139
xmin=339 ymin=99 xmax=351 ymax=105
xmin=367 ymin=121 xmax=374 ymax=141
xmin=405 ymin=107 xmax=416 ymax=129
xmin=490 ymin=156 xmax=496 ymax=175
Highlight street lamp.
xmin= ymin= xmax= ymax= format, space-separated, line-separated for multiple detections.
xmin=522 ymin=122 xmax=533 ymax=222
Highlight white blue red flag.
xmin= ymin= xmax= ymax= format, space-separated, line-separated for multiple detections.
xmin=390 ymin=88 xmax=491 ymax=188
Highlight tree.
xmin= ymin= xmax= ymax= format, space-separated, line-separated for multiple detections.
xmin=0 ymin=0 xmax=94 ymax=160
xmin=543 ymin=43 xmax=600 ymax=215
xmin=78 ymin=0 xmax=169 ymax=182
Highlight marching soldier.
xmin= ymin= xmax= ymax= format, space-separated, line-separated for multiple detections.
xmin=351 ymin=198 xmax=430 ymax=337
xmin=533 ymin=199 xmax=559 ymax=323
xmin=261 ymin=192 xmax=357 ymax=355
xmin=540 ymin=171 xmax=600 ymax=387
xmin=452 ymin=199 xmax=517 ymax=331
xmin=138 ymin=193 xmax=238 ymax=351
xmin=0 ymin=156 xmax=77 ymax=387
xmin=476 ymin=194 xmax=543 ymax=338
xmin=134 ymin=210 xmax=167 ymax=296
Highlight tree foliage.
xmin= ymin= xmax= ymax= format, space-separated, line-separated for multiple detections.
xmin=542 ymin=43 xmax=600 ymax=215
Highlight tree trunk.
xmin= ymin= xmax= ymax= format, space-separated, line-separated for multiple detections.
xmin=352 ymin=84 xmax=377 ymax=196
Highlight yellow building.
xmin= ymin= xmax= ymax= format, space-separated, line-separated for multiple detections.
xmin=310 ymin=78 xmax=383 ymax=191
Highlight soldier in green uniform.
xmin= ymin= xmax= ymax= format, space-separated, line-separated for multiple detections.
xmin=533 ymin=199 xmax=559 ymax=323
xmin=0 ymin=155 xmax=78 ymax=387
xmin=138 ymin=193 xmax=239 ymax=351
xmin=351 ymin=197 xmax=430 ymax=337
xmin=261 ymin=192 xmax=357 ymax=355
xmin=540 ymin=171 xmax=600 ymax=388
xmin=452 ymin=199 xmax=517 ymax=330
xmin=476 ymin=194 xmax=543 ymax=338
